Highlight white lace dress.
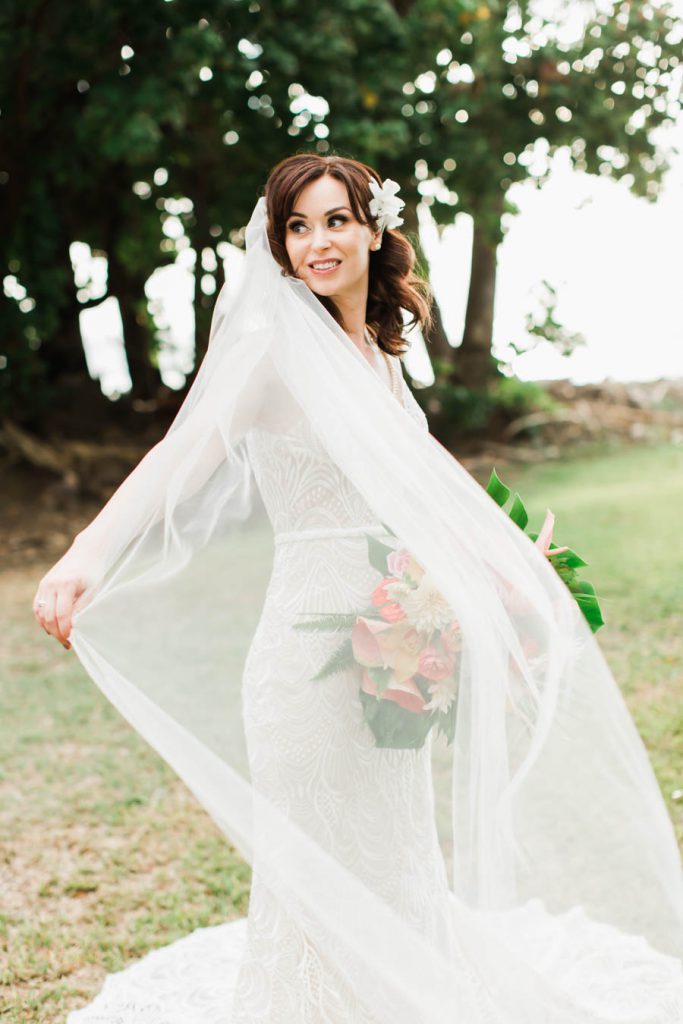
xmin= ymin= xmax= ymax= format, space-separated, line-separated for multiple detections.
xmin=67 ymin=353 xmax=683 ymax=1024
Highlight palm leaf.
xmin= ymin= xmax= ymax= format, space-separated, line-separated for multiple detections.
xmin=292 ymin=612 xmax=358 ymax=632
xmin=311 ymin=638 xmax=356 ymax=681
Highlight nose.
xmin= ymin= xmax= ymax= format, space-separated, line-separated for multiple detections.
xmin=310 ymin=223 xmax=332 ymax=252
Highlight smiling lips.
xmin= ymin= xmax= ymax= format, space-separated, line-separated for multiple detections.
xmin=308 ymin=259 xmax=341 ymax=275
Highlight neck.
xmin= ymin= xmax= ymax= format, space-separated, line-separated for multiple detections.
xmin=333 ymin=293 xmax=370 ymax=352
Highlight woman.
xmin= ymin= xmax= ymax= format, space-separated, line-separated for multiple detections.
xmin=34 ymin=154 xmax=683 ymax=1023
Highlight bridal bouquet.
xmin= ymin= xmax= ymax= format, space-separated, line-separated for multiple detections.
xmin=293 ymin=534 xmax=461 ymax=750
xmin=294 ymin=469 xmax=603 ymax=752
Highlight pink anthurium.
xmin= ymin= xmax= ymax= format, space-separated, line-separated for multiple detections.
xmin=535 ymin=509 xmax=570 ymax=558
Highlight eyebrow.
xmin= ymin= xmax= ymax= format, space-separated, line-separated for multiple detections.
xmin=287 ymin=206 xmax=351 ymax=219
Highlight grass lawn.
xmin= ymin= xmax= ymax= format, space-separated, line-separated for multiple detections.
xmin=497 ymin=439 xmax=683 ymax=834
xmin=2 ymin=439 xmax=682 ymax=1022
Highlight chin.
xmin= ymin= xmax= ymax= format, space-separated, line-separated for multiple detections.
xmin=305 ymin=278 xmax=341 ymax=298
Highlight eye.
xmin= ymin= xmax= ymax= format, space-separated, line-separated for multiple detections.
xmin=287 ymin=214 xmax=349 ymax=233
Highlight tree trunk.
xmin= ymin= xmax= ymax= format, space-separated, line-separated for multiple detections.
xmin=108 ymin=251 xmax=162 ymax=401
xmin=119 ymin=285 xmax=161 ymax=401
xmin=40 ymin=246 xmax=96 ymax=383
xmin=400 ymin=201 xmax=454 ymax=371
xmin=456 ymin=208 xmax=501 ymax=390
xmin=192 ymin=245 xmax=215 ymax=368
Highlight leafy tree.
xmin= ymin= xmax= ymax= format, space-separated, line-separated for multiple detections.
xmin=4 ymin=0 xmax=676 ymax=442
xmin=0 ymin=0 xmax=416 ymax=429
xmin=400 ymin=0 xmax=682 ymax=387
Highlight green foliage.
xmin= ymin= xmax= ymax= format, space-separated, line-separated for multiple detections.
xmin=419 ymin=366 xmax=559 ymax=436
xmin=485 ymin=465 xmax=511 ymax=505
xmin=505 ymin=280 xmax=587 ymax=364
xmin=292 ymin=613 xmax=359 ymax=632
xmin=311 ymin=638 xmax=357 ymax=682
xmin=486 ymin=466 xmax=605 ymax=631
xmin=404 ymin=0 xmax=683 ymax=242
xmin=1 ymin=0 xmax=680 ymax=424
xmin=0 ymin=305 xmax=51 ymax=418
xmin=359 ymin=688 xmax=436 ymax=749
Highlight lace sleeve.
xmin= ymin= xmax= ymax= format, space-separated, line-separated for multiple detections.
xmin=395 ymin=358 xmax=430 ymax=433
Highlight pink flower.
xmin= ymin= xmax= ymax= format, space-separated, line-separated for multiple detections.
xmin=371 ymin=577 xmax=398 ymax=606
xmin=370 ymin=575 xmax=407 ymax=623
xmin=418 ymin=646 xmax=453 ymax=682
xmin=387 ymin=547 xmax=411 ymax=575
xmin=360 ymin=669 xmax=426 ymax=714
xmin=370 ymin=577 xmax=407 ymax=622
xmin=535 ymin=509 xmax=569 ymax=559
xmin=379 ymin=601 xmax=407 ymax=623
xmin=351 ymin=617 xmax=392 ymax=667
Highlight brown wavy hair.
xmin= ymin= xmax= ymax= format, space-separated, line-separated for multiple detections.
xmin=262 ymin=152 xmax=433 ymax=357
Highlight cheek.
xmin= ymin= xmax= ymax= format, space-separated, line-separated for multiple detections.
xmin=347 ymin=241 xmax=370 ymax=272
xmin=284 ymin=235 xmax=298 ymax=267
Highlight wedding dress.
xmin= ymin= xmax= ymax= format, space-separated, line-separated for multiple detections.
xmin=64 ymin=196 xmax=683 ymax=1023
xmin=68 ymin=351 xmax=683 ymax=1023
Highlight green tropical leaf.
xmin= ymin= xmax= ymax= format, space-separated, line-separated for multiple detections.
xmin=486 ymin=474 xmax=604 ymax=632
xmin=359 ymin=690 xmax=433 ymax=749
xmin=367 ymin=665 xmax=392 ymax=696
xmin=366 ymin=534 xmax=395 ymax=576
xmin=486 ymin=467 xmax=511 ymax=507
xmin=508 ymin=493 xmax=529 ymax=529
xmin=574 ymin=594 xmax=605 ymax=632
xmin=570 ymin=579 xmax=597 ymax=597
xmin=526 ymin=538 xmax=588 ymax=569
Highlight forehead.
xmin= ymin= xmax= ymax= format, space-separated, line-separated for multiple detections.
xmin=290 ymin=175 xmax=351 ymax=216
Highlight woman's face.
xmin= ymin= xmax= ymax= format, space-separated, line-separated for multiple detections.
xmin=284 ymin=175 xmax=380 ymax=303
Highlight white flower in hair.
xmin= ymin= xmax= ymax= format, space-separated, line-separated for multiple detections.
xmin=368 ymin=177 xmax=405 ymax=233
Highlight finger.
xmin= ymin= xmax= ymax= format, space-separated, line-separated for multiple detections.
xmin=33 ymin=589 xmax=49 ymax=627
xmin=42 ymin=589 xmax=61 ymax=642
xmin=72 ymin=584 xmax=93 ymax=617
xmin=55 ymin=582 xmax=77 ymax=645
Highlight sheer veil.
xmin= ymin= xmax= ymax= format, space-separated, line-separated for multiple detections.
xmin=67 ymin=194 xmax=683 ymax=1022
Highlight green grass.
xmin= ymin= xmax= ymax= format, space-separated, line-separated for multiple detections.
xmin=0 ymin=570 xmax=251 ymax=1023
xmin=491 ymin=440 xmax=683 ymax=840
xmin=2 ymin=439 xmax=682 ymax=1022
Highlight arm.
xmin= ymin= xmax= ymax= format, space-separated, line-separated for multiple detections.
xmin=33 ymin=346 xmax=271 ymax=647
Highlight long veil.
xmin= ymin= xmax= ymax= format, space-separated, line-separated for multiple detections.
xmin=68 ymin=194 xmax=683 ymax=1022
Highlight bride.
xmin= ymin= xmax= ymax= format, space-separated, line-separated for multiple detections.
xmin=33 ymin=153 xmax=683 ymax=1023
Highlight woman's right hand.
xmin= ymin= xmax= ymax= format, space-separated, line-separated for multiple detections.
xmin=32 ymin=544 xmax=95 ymax=650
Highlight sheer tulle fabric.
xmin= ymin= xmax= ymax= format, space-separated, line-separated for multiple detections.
xmin=67 ymin=196 xmax=683 ymax=1022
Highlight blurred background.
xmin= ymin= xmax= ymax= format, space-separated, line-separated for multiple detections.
xmin=2 ymin=0 xmax=682 ymax=479
xmin=1 ymin=3 xmax=682 ymax=1020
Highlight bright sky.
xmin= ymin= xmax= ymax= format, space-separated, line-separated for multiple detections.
xmin=411 ymin=137 xmax=683 ymax=386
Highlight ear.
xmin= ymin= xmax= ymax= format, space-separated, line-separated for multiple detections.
xmin=370 ymin=229 xmax=383 ymax=252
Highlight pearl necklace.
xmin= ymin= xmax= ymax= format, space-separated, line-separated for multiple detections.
xmin=364 ymin=325 xmax=402 ymax=404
